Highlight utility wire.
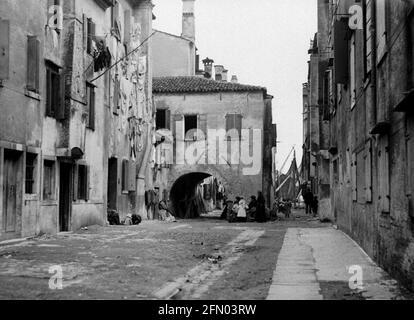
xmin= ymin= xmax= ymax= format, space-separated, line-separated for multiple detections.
xmin=90 ymin=31 xmax=156 ymax=83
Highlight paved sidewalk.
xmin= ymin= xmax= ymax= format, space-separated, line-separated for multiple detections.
xmin=267 ymin=227 xmax=408 ymax=300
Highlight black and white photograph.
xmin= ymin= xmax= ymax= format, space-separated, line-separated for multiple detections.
xmin=0 ymin=0 xmax=414 ymax=310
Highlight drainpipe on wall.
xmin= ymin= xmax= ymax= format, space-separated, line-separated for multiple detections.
xmin=369 ymin=0 xmax=377 ymax=132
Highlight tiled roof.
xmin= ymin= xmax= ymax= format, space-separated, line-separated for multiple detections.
xmin=153 ymin=76 xmax=267 ymax=94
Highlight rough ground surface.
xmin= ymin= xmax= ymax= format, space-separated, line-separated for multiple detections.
xmin=0 ymin=210 xmax=412 ymax=300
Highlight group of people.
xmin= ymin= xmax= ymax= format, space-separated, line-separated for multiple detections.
xmin=221 ymin=192 xmax=268 ymax=223
xmin=303 ymin=188 xmax=318 ymax=216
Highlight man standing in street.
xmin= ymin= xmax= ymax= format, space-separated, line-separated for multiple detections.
xmin=304 ymin=188 xmax=314 ymax=215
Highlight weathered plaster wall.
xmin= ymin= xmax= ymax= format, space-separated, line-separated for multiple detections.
xmin=152 ymin=31 xmax=195 ymax=77
xmin=328 ymin=0 xmax=414 ymax=291
xmin=154 ymin=91 xmax=272 ymax=206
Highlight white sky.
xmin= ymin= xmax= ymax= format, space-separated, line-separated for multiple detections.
xmin=152 ymin=0 xmax=317 ymax=173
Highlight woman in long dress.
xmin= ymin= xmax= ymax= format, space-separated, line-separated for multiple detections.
xmin=255 ymin=192 xmax=267 ymax=223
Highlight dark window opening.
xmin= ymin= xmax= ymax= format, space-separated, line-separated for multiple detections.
xmin=122 ymin=159 xmax=129 ymax=192
xmin=157 ymin=109 xmax=166 ymax=130
xmin=87 ymin=82 xmax=95 ymax=130
xmin=185 ymin=115 xmax=198 ymax=137
xmin=86 ymin=18 xmax=95 ymax=55
xmin=77 ymin=165 xmax=88 ymax=200
xmin=46 ymin=61 xmax=64 ymax=119
xmin=43 ymin=160 xmax=55 ymax=201
xmin=25 ymin=153 xmax=37 ymax=194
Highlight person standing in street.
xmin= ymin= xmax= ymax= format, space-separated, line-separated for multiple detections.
xmin=304 ymin=188 xmax=314 ymax=215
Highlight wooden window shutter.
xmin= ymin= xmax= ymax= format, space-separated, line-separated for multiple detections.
xmin=376 ymin=0 xmax=387 ymax=63
xmin=334 ymin=18 xmax=350 ymax=84
xmin=122 ymin=160 xmax=129 ymax=192
xmin=236 ymin=114 xmax=242 ymax=138
xmin=225 ymin=114 xmax=232 ymax=132
xmin=379 ymin=137 xmax=390 ymax=212
xmin=173 ymin=114 xmax=184 ymax=141
xmin=73 ymin=164 xmax=79 ymax=202
xmin=364 ymin=0 xmax=373 ymax=74
xmin=56 ymin=72 xmax=66 ymax=120
xmin=365 ymin=140 xmax=372 ymax=202
xmin=85 ymin=165 xmax=90 ymax=201
xmin=165 ymin=109 xmax=171 ymax=130
xmin=0 ymin=19 xmax=10 ymax=80
xmin=27 ymin=35 xmax=40 ymax=92
xmin=198 ymin=114 xmax=207 ymax=140
xmin=88 ymin=84 xmax=95 ymax=129
xmin=124 ymin=10 xmax=131 ymax=45
xmin=351 ymin=153 xmax=357 ymax=201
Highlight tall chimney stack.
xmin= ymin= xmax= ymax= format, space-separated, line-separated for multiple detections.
xmin=182 ymin=0 xmax=196 ymax=42
xmin=202 ymin=58 xmax=214 ymax=79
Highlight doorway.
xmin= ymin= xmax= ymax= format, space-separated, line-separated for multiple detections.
xmin=2 ymin=150 xmax=22 ymax=235
xmin=107 ymin=158 xmax=118 ymax=211
xmin=59 ymin=162 xmax=72 ymax=232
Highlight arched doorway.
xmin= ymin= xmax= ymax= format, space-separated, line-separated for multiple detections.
xmin=169 ymin=172 xmax=212 ymax=219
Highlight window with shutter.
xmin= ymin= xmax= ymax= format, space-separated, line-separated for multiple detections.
xmin=185 ymin=115 xmax=198 ymax=140
xmin=351 ymin=153 xmax=357 ymax=202
xmin=124 ymin=10 xmax=131 ymax=45
xmin=122 ymin=159 xmax=129 ymax=192
xmin=86 ymin=18 xmax=95 ymax=55
xmin=0 ymin=19 xmax=10 ymax=80
xmin=363 ymin=0 xmax=373 ymax=75
xmin=25 ymin=153 xmax=37 ymax=194
xmin=86 ymin=82 xmax=95 ymax=130
xmin=226 ymin=114 xmax=242 ymax=140
xmin=27 ymin=36 xmax=40 ymax=93
xmin=43 ymin=160 xmax=56 ymax=201
xmin=334 ymin=18 xmax=350 ymax=85
xmin=365 ymin=140 xmax=373 ymax=202
xmin=376 ymin=0 xmax=387 ymax=64
xmin=46 ymin=61 xmax=62 ymax=118
xmin=198 ymin=114 xmax=207 ymax=141
xmin=378 ymin=136 xmax=390 ymax=212
xmin=350 ymin=33 xmax=356 ymax=109
xmin=77 ymin=164 xmax=89 ymax=200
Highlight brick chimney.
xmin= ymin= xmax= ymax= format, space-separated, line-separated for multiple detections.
xmin=231 ymin=75 xmax=238 ymax=83
xmin=202 ymin=57 xmax=214 ymax=79
xmin=182 ymin=0 xmax=195 ymax=42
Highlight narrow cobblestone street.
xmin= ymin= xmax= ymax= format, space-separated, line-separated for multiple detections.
xmin=0 ymin=210 xmax=411 ymax=300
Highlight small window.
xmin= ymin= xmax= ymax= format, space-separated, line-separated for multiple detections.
xmin=77 ymin=165 xmax=89 ymax=200
xmin=121 ymin=159 xmax=129 ymax=192
xmin=185 ymin=115 xmax=198 ymax=138
xmin=43 ymin=160 xmax=55 ymax=201
xmin=86 ymin=18 xmax=95 ymax=55
xmin=27 ymin=36 xmax=40 ymax=93
xmin=25 ymin=153 xmax=37 ymax=194
xmin=46 ymin=61 xmax=64 ymax=119
xmin=156 ymin=109 xmax=171 ymax=130
xmin=226 ymin=114 xmax=242 ymax=139
xmin=87 ymin=82 xmax=95 ymax=130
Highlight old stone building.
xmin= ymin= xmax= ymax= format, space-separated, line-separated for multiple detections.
xmin=153 ymin=76 xmax=276 ymax=218
xmin=304 ymin=0 xmax=414 ymax=290
xmin=0 ymin=0 xmax=155 ymax=240
xmin=151 ymin=0 xmax=276 ymax=217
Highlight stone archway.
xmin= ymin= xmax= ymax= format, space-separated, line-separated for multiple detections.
xmin=169 ymin=172 xmax=211 ymax=219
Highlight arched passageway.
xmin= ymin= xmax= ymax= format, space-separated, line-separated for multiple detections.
xmin=170 ymin=172 xmax=212 ymax=219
